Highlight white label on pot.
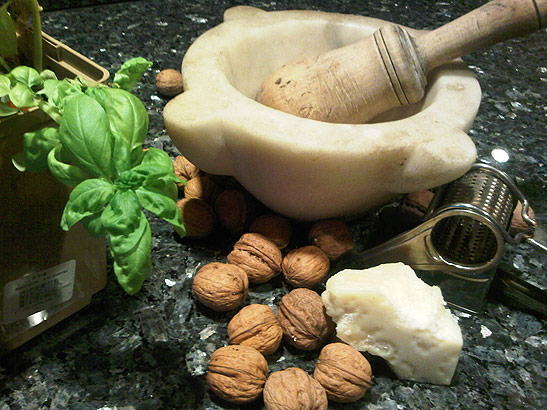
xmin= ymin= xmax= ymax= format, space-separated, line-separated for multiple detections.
xmin=2 ymin=260 xmax=76 ymax=325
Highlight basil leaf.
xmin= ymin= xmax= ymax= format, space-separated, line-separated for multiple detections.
xmin=101 ymin=190 xmax=142 ymax=249
xmin=116 ymin=164 xmax=180 ymax=190
xmin=40 ymin=70 xmax=58 ymax=81
xmin=111 ymin=217 xmax=152 ymax=295
xmin=37 ymin=100 xmax=62 ymax=124
xmin=149 ymin=179 xmax=178 ymax=201
xmin=103 ymin=88 xmax=148 ymax=173
xmin=0 ymin=75 xmax=11 ymax=97
xmin=61 ymin=178 xmax=116 ymax=230
xmin=140 ymin=149 xmax=181 ymax=200
xmin=23 ymin=127 xmax=60 ymax=172
xmin=136 ymin=185 xmax=186 ymax=236
xmin=141 ymin=148 xmax=174 ymax=170
xmin=112 ymin=57 xmax=152 ymax=91
xmin=81 ymin=213 xmax=107 ymax=238
xmin=9 ymin=82 xmax=38 ymax=108
xmin=0 ymin=6 xmax=17 ymax=57
xmin=85 ymin=86 xmax=106 ymax=108
xmin=101 ymin=189 xmax=152 ymax=294
xmin=10 ymin=66 xmax=43 ymax=88
xmin=0 ymin=102 xmax=18 ymax=116
xmin=104 ymin=88 xmax=148 ymax=147
xmin=59 ymin=94 xmax=114 ymax=179
xmin=47 ymin=143 xmax=87 ymax=187
xmin=40 ymin=79 xmax=84 ymax=112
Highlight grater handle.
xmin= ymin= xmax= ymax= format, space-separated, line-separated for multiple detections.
xmin=525 ymin=237 xmax=547 ymax=253
xmin=489 ymin=268 xmax=547 ymax=317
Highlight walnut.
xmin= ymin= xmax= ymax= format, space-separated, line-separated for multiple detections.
xmin=228 ymin=304 xmax=283 ymax=355
xmin=402 ymin=190 xmax=434 ymax=216
xmin=215 ymin=189 xmax=252 ymax=234
xmin=277 ymin=288 xmax=334 ymax=351
xmin=192 ymin=262 xmax=248 ymax=311
xmin=510 ymin=201 xmax=536 ymax=236
xmin=308 ymin=219 xmax=354 ymax=260
xmin=176 ymin=198 xmax=216 ymax=238
xmin=173 ymin=155 xmax=201 ymax=186
xmin=282 ymin=246 xmax=330 ymax=288
xmin=250 ymin=214 xmax=292 ymax=249
xmin=207 ymin=345 xmax=268 ymax=404
xmin=184 ymin=175 xmax=220 ymax=203
xmin=227 ymin=233 xmax=282 ymax=284
xmin=155 ymin=68 xmax=184 ymax=96
xmin=313 ymin=343 xmax=372 ymax=403
xmin=263 ymin=367 xmax=327 ymax=410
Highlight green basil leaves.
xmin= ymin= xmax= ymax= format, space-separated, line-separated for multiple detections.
xmin=4 ymin=57 xmax=186 ymax=295
xmin=112 ymin=57 xmax=153 ymax=91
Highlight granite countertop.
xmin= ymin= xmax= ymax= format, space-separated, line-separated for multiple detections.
xmin=1 ymin=1 xmax=546 ymax=409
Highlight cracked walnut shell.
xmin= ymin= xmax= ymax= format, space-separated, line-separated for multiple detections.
xmin=282 ymin=245 xmax=330 ymax=288
xmin=192 ymin=262 xmax=248 ymax=311
xmin=277 ymin=288 xmax=334 ymax=351
xmin=313 ymin=342 xmax=372 ymax=403
xmin=207 ymin=345 xmax=268 ymax=404
xmin=228 ymin=233 xmax=282 ymax=283
xmin=228 ymin=304 xmax=283 ymax=355
xmin=263 ymin=367 xmax=327 ymax=410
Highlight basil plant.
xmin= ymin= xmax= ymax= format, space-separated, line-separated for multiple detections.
xmin=1 ymin=58 xmax=186 ymax=294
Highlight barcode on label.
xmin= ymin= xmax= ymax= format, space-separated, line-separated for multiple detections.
xmin=2 ymin=260 xmax=76 ymax=325
xmin=18 ymin=278 xmax=61 ymax=310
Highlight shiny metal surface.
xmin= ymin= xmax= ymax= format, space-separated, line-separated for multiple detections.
xmin=355 ymin=163 xmax=545 ymax=314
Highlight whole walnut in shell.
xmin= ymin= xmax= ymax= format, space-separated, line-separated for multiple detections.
xmin=176 ymin=198 xmax=216 ymax=238
xmin=308 ymin=219 xmax=354 ymax=260
xmin=277 ymin=288 xmax=334 ymax=351
xmin=192 ymin=262 xmax=248 ymax=311
xmin=263 ymin=367 xmax=327 ymax=410
xmin=510 ymin=201 xmax=536 ymax=236
xmin=207 ymin=345 xmax=268 ymax=404
xmin=250 ymin=214 xmax=292 ymax=249
xmin=282 ymin=245 xmax=330 ymax=288
xmin=155 ymin=68 xmax=183 ymax=96
xmin=227 ymin=233 xmax=282 ymax=283
xmin=215 ymin=189 xmax=252 ymax=234
xmin=173 ymin=155 xmax=201 ymax=186
xmin=184 ymin=175 xmax=220 ymax=202
xmin=313 ymin=342 xmax=372 ymax=402
xmin=228 ymin=304 xmax=283 ymax=355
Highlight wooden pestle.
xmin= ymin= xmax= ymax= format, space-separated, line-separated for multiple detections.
xmin=256 ymin=0 xmax=547 ymax=124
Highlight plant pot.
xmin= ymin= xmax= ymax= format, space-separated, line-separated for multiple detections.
xmin=0 ymin=26 xmax=110 ymax=356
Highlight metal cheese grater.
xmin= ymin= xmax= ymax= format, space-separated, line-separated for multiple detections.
xmin=355 ymin=163 xmax=547 ymax=315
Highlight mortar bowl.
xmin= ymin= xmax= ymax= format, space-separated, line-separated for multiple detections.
xmin=164 ymin=6 xmax=481 ymax=220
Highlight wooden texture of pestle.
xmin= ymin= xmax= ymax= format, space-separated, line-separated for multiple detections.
xmin=256 ymin=0 xmax=547 ymax=124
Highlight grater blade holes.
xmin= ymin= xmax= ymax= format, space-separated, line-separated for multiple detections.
xmin=431 ymin=215 xmax=498 ymax=266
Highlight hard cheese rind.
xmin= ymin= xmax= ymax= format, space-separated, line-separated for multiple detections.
xmin=322 ymin=263 xmax=462 ymax=385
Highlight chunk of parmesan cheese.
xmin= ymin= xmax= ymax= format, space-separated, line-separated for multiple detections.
xmin=322 ymin=263 xmax=462 ymax=385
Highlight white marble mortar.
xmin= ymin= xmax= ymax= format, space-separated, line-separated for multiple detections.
xmin=164 ymin=6 xmax=481 ymax=220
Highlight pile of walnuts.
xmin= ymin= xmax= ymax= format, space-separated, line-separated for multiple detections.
xmin=205 ymin=294 xmax=373 ymax=409
xmin=173 ymin=155 xmax=373 ymax=408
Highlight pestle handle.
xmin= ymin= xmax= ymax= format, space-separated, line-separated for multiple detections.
xmin=416 ymin=0 xmax=547 ymax=72
xmin=256 ymin=0 xmax=547 ymax=124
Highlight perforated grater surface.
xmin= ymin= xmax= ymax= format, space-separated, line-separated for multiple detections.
xmin=355 ymin=163 xmax=547 ymax=315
